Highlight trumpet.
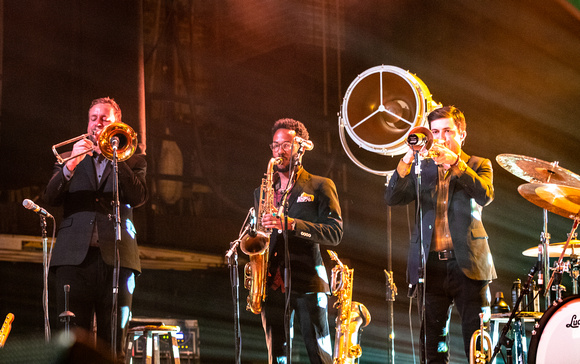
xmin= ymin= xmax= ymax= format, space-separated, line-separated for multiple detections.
xmin=469 ymin=313 xmax=492 ymax=364
xmin=52 ymin=122 xmax=138 ymax=164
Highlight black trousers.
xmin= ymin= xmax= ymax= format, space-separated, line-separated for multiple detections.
xmin=52 ymin=247 xmax=136 ymax=358
xmin=261 ymin=289 xmax=333 ymax=364
xmin=421 ymin=254 xmax=490 ymax=364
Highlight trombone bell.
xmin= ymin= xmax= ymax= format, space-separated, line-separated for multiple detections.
xmin=98 ymin=122 xmax=138 ymax=162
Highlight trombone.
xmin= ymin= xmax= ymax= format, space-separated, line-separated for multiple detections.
xmin=52 ymin=122 xmax=138 ymax=164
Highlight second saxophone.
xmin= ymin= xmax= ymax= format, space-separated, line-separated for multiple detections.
xmin=328 ymin=250 xmax=371 ymax=364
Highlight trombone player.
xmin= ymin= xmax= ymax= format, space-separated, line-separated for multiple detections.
xmin=43 ymin=97 xmax=147 ymax=359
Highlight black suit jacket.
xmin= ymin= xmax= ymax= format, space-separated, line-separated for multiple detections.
xmin=385 ymin=152 xmax=496 ymax=285
xmin=257 ymin=168 xmax=343 ymax=294
xmin=44 ymin=154 xmax=148 ymax=272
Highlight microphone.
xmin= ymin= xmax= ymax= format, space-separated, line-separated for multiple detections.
xmin=406 ymin=133 xmax=430 ymax=147
xmin=406 ymin=126 xmax=433 ymax=151
xmin=22 ymin=199 xmax=53 ymax=219
xmin=111 ymin=136 xmax=120 ymax=151
xmin=293 ymin=136 xmax=314 ymax=151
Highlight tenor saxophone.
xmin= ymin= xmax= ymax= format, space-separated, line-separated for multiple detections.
xmin=240 ymin=157 xmax=282 ymax=314
xmin=328 ymin=250 xmax=371 ymax=364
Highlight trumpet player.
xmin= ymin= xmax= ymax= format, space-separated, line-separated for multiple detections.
xmin=385 ymin=106 xmax=495 ymax=363
xmin=258 ymin=118 xmax=343 ymax=364
xmin=43 ymin=97 xmax=147 ymax=360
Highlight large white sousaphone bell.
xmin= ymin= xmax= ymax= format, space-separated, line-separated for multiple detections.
xmin=339 ymin=65 xmax=440 ymax=177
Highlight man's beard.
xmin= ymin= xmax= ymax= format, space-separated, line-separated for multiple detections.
xmin=275 ymin=163 xmax=290 ymax=173
xmin=275 ymin=156 xmax=300 ymax=173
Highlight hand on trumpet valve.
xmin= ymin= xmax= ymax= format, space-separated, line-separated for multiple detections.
xmin=428 ymin=140 xmax=459 ymax=166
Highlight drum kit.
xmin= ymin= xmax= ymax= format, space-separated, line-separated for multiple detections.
xmin=494 ymin=153 xmax=580 ymax=364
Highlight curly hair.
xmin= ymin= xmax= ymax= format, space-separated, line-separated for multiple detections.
xmin=427 ymin=105 xmax=466 ymax=133
xmin=89 ymin=97 xmax=122 ymax=122
xmin=271 ymin=118 xmax=309 ymax=140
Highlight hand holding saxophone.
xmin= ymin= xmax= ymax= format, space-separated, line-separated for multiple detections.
xmin=262 ymin=212 xmax=295 ymax=231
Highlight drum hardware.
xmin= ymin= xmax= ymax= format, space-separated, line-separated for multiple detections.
xmin=563 ymin=256 xmax=580 ymax=294
xmin=496 ymin=154 xmax=580 ymax=310
xmin=517 ymin=183 xmax=580 ymax=299
xmin=522 ymin=240 xmax=580 ymax=257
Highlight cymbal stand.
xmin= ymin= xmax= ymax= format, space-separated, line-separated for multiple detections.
xmin=540 ymin=208 xmax=551 ymax=309
xmin=565 ymin=254 xmax=580 ymax=295
xmin=545 ymin=218 xmax=580 ymax=297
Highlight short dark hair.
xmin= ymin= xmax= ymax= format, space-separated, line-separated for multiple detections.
xmin=89 ymin=97 xmax=122 ymax=122
xmin=427 ymin=105 xmax=466 ymax=133
xmin=272 ymin=118 xmax=309 ymax=140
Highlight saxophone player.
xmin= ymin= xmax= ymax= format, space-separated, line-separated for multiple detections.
xmin=385 ymin=106 xmax=496 ymax=363
xmin=258 ymin=118 xmax=343 ymax=364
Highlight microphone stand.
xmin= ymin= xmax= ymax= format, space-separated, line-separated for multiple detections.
xmin=384 ymin=202 xmax=397 ymax=364
xmin=280 ymin=150 xmax=301 ymax=364
xmin=226 ymin=210 xmax=253 ymax=364
xmin=226 ymin=238 xmax=242 ymax=364
xmin=110 ymin=140 xmax=122 ymax=360
xmin=412 ymin=149 xmax=427 ymax=363
xmin=58 ymin=285 xmax=75 ymax=341
xmin=40 ymin=215 xmax=51 ymax=342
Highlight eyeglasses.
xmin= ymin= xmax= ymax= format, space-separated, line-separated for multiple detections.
xmin=269 ymin=141 xmax=293 ymax=152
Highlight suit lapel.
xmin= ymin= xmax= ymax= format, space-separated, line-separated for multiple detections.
xmin=448 ymin=152 xmax=471 ymax=197
xmin=287 ymin=169 xmax=309 ymax=212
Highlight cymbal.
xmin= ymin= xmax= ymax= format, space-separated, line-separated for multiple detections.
xmin=518 ymin=183 xmax=580 ymax=220
xmin=522 ymin=240 xmax=580 ymax=257
xmin=496 ymin=154 xmax=580 ymax=187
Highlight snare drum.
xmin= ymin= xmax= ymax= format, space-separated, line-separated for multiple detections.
xmin=528 ymin=295 xmax=580 ymax=363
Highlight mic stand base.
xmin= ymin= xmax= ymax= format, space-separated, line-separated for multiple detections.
xmin=227 ymin=240 xmax=242 ymax=364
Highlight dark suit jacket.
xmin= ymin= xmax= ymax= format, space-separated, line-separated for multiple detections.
xmin=43 ymin=154 xmax=148 ymax=272
xmin=257 ymin=168 xmax=343 ymax=294
xmin=385 ymin=152 xmax=496 ymax=285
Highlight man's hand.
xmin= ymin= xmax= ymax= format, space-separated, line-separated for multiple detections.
xmin=65 ymin=138 xmax=94 ymax=171
xmin=262 ymin=213 xmax=295 ymax=231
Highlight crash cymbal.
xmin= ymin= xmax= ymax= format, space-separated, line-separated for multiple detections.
xmin=496 ymin=154 xmax=580 ymax=187
xmin=522 ymin=240 xmax=580 ymax=257
xmin=518 ymin=183 xmax=580 ymax=220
